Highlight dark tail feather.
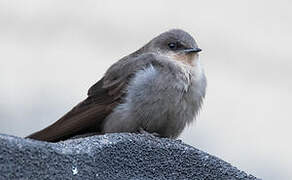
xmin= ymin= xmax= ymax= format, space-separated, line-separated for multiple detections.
xmin=26 ymin=101 xmax=108 ymax=142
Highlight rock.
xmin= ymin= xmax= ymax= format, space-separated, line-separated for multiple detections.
xmin=0 ymin=133 xmax=260 ymax=180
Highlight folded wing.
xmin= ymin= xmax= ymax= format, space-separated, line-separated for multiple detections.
xmin=26 ymin=53 xmax=164 ymax=142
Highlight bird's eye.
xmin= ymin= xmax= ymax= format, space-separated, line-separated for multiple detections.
xmin=168 ymin=42 xmax=177 ymax=50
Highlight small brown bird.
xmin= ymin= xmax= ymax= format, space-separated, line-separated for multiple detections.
xmin=27 ymin=29 xmax=206 ymax=142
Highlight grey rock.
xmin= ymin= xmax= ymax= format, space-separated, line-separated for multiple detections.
xmin=0 ymin=133 xmax=260 ymax=180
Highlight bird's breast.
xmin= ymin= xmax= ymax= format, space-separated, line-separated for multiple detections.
xmin=102 ymin=59 xmax=206 ymax=138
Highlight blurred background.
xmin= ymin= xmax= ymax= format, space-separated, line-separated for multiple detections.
xmin=0 ymin=0 xmax=291 ymax=179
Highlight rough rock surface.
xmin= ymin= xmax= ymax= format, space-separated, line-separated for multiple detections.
xmin=0 ymin=133 xmax=260 ymax=180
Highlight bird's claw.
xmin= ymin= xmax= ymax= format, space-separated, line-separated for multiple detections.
xmin=138 ymin=127 xmax=161 ymax=138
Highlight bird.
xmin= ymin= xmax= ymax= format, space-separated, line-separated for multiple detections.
xmin=26 ymin=29 xmax=207 ymax=142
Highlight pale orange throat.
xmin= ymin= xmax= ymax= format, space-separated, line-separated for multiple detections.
xmin=173 ymin=53 xmax=197 ymax=66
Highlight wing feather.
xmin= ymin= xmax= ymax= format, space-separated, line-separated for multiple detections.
xmin=26 ymin=53 xmax=164 ymax=142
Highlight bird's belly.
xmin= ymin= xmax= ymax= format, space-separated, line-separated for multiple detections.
xmin=102 ymin=64 xmax=204 ymax=138
xmin=143 ymin=87 xmax=200 ymax=138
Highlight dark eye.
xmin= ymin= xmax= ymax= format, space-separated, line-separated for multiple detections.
xmin=168 ymin=42 xmax=177 ymax=50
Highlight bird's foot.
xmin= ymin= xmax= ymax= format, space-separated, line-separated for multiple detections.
xmin=138 ymin=128 xmax=161 ymax=138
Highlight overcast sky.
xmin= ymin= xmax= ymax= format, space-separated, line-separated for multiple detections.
xmin=0 ymin=1 xmax=291 ymax=179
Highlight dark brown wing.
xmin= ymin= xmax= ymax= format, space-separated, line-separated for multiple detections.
xmin=26 ymin=76 xmax=127 ymax=142
xmin=26 ymin=53 xmax=163 ymax=142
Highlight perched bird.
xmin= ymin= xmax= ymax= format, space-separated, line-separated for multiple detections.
xmin=27 ymin=29 xmax=206 ymax=142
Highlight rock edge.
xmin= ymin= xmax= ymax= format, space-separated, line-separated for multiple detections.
xmin=0 ymin=133 xmax=260 ymax=180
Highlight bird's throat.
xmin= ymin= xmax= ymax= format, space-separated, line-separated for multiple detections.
xmin=169 ymin=53 xmax=198 ymax=67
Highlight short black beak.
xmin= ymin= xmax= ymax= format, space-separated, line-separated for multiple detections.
xmin=184 ymin=47 xmax=202 ymax=53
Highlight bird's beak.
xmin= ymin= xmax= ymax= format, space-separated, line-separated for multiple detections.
xmin=184 ymin=47 xmax=202 ymax=53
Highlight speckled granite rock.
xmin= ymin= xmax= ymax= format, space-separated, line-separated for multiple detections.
xmin=0 ymin=133 xmax=260 ymax=180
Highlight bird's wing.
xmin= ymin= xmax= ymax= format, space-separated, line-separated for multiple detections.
xmin=26 ymin=53 xmax=164 ymax=142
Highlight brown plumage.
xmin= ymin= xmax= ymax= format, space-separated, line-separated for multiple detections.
xmin=26 ymin=29 xmax=206 ymax=142
xmin=27 ymin=53 xmax=165 ymax=142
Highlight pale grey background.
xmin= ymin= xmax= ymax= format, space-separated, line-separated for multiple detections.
xmin=0 ymin=0 xmax=291 ymax=179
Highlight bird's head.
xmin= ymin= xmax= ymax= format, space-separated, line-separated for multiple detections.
xmin=146 ymin=29 xmax=202 ymax=66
